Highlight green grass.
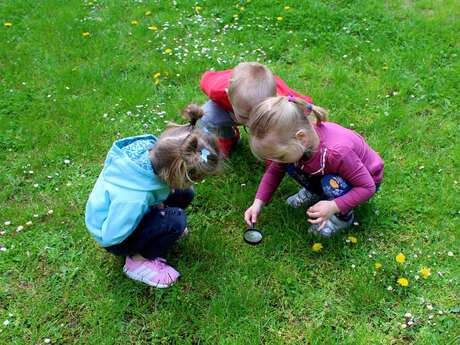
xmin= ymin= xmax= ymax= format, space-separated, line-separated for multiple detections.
xmin=1 ymin=0 xmax=459 ymax=344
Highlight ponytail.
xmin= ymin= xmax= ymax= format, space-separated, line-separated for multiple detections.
xmin=151 ymin=106 xmax=221 ymax=189
xmin=181 ymin=103 xmax=204 ymax=127
xmin=287 ymin=95 xmax=328 ymax=124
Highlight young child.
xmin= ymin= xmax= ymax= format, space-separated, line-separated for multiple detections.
xmin=199 ymin=61 xmax=313 ymax=157
xmin=85 ymin=105 xmax=220 ymax=288
xmin=244 ymin=96 xmax=384 ymax=237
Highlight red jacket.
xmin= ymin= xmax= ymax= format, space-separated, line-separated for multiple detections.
xmin=200 ymin=69 xmax=313 ymax=112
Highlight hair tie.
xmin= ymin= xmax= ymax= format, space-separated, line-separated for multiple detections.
xmin=287 ymin=95 xmax=296 ymax=102
xmin=200 ymin=148 xmax=211 ymax=162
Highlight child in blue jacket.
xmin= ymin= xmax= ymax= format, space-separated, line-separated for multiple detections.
xmin=85 ymin=105 xmax=220 ymax=288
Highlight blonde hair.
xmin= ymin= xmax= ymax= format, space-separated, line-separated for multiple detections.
xmin=228 ymin=62 xmax=276 ymax=124
xmin=150 ymin=104 xmax=221 ymax=189
xmin=247 ymin=96 xmax=328 ymax=161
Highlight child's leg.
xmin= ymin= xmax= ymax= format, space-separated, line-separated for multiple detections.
xmin=199 ymin=100 xmax=240 ymax=157
xmin=309 ymin=174 xmax=354 ymax=237
xmin=105 ymin=207 xmax=187 ymax=287
xmin=286 ymin=164 xmax=324 ymax=208
xmin=164 ymin=188 xmax=195 ymax=209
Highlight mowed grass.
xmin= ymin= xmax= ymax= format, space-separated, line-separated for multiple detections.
xmin=1 ymin=0 xmax=459 ymax=344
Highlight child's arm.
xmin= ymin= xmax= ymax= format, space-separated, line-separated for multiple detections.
xmin=328 ymin=148 xmax=377 ymax=214
xmin=244 ymin=162 xmax=286 ymax=225
xmin=199 ymin=70 xmax=233 ymax=112
xmin=100 ymin=200 xmax=150 ymax=247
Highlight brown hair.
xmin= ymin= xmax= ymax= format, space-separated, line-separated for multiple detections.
xmin=247 ymin=96 xmax=328 ymax=161
xmin=150 ymin=104 xmax=221 ymax=189
xmin=228 ymin=62 xmax=276 ymax=124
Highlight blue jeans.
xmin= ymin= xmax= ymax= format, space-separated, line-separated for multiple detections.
xmin=105 ymin=188 xmax=194 ymax=259
xmin=287 ymin=164 xmax=351 ymax=200
xmin=198 ymin=100 xmax=238 ymax=139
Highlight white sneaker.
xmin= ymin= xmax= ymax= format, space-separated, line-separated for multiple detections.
xmin=309 ymin=212 xmax=355 ymax=237
xmin=286 ymin=188 xmax=321 ymax=208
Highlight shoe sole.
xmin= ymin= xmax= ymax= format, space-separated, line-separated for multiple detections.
xmin=123 ymin=267 xmax=175 ymax=289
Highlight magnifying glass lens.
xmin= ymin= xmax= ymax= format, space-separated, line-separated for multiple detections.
xmin=244 ymin=229 xmax=263 ymax=244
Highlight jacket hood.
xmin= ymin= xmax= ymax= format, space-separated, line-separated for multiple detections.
xmin=102 ymin=134 xmax=167 ymax=191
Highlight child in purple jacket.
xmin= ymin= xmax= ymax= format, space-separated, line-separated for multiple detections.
xmin=244 ymin=96 xmax=384 ymax=237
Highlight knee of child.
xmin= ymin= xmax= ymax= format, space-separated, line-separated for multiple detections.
xmin=164 ymin=207 xmax=187 ymax=236
xmin=181 ymin=188 xmax=195 ymax=206
xmin=321 ymin=174 xmax=352 ymax=199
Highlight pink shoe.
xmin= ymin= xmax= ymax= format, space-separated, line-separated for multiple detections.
xmin=123 ymin=256 xmax=180 ymax=288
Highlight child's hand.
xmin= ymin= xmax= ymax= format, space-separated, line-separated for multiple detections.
xmin=306 ymin=200 xmax=339 ymax=226
xmin=244 ymin=199 xmax=265 ymax=226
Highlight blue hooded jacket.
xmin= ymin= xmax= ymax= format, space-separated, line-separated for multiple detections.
xmin=85 ymin=135 xmax=170 ymax=247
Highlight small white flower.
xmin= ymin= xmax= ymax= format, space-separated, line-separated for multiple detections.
xmin=351 ymin=264 xmax=356 ymax=269
xmin=400 ymin=323 xmax=407 ymax=329
xmin=16 ymin=225 xmax=24 ymax=232
xmin=427 ymin=304 xmax=433 ymax=310
xmin=404 ymin=312 xmax=412 ymax=318
xmin=44 ymin=339 xmax=51 ymax=344
xmin=34 ymin=183 xmax=39 ymax=188
xmin=0 ymin=246 xmax=6 ymax=252
xmin=3 ymin=320 xmax=9 ymax=326
xmin=63 ymin=159 xmax=71 ymax=164
xmin=438 ymin=310 xmax=444 ymax=315
xmin=33 ymin=214 xmax=39 ymax=218
xmin=29 ymin=170 xmax=34 ymax=174
xmin=26 ymin=221 xmax=33 ymax=226
xmin=387 ymin=286 xmax=393 ymax=291
xmin=407 ymin=320 xmax=414 ymax=326
xmin=4 ymin=221 xmax=11 ymax=226
xmin=448 ymin=251 xmax=454 ymax=257
xmin=47 ymin=210 xmax=54 ymax=215
xmin=415 ymin=275 xmax=420 ymax=280
xmin=0 ymin=231 xmax=5 ymax=235
xmin=8 ymin=313 xmax=12 ymax=317
xmin=428 ymin=314 xmax=434 ymax=319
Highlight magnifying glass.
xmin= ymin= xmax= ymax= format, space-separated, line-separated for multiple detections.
xmin=243 ymin=223 xmax=263 ymax=245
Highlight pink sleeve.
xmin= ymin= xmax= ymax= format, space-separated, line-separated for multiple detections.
xmin=255 ymin=162 xmax=287 ymax=203
xmin=330 ymin=148 xmax=377 ymax=214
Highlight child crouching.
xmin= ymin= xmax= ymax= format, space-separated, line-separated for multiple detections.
xmin=85 ymin=105 xmax=220 ymax=288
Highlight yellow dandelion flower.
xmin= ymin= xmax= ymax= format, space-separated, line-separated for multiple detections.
xmin=312 ymin=243 xmax=323 ymax=252
xmin=148 ymin=25 xmax=158 ymax=31
xmin=276 ymin=16 xmax=284 ymax=21
xmin=347 ymin=235 xmax=358 ymax=244
xmin=164 ymin=48 xmax=172 ymax=54
xmin=396 ymin=253 xmax=406 ymax=264
xmin=375 ymin=262 xmax=383 ymax=270
xmin=4 ymin=22 xmax=13 ymax=27
xmin=152 ymin=72 xmax=161 ymax=79
xmin=82 ymin=32 xmax=90 ymax=37
xmin=397 ymin=277 xmax=409 ymax=287
xmin=420 ymin=267 xmax=431 ymax=279
xmin=131 ymin=20 xmax=139 ymax=25
xmin=195 ymin=6 xmax=202 ymax=12
xmin=145 ymin=11 xmax=152 ymax=16
xmin=284 ymin=6 xmax=291 ymax=10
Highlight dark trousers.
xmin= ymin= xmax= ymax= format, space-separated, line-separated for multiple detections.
xmin=106 ymin=188 xmax=194 ymax=259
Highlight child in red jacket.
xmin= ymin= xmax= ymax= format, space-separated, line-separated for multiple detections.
xmin=199 ymin=62 xmax=313 ymax=157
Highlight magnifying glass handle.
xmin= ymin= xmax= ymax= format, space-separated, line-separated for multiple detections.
xmin=251 ymin=222 xmax=255 ymax=229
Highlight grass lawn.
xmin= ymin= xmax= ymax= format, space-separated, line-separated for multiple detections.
xmin=1 ymin=0 xmax=459 ymax=343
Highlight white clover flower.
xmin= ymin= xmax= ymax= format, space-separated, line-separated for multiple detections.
xmin=16 ymin=225 xmax=24 ymax=232
xmin=4 ymin=221 xmax=11 ymax=226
